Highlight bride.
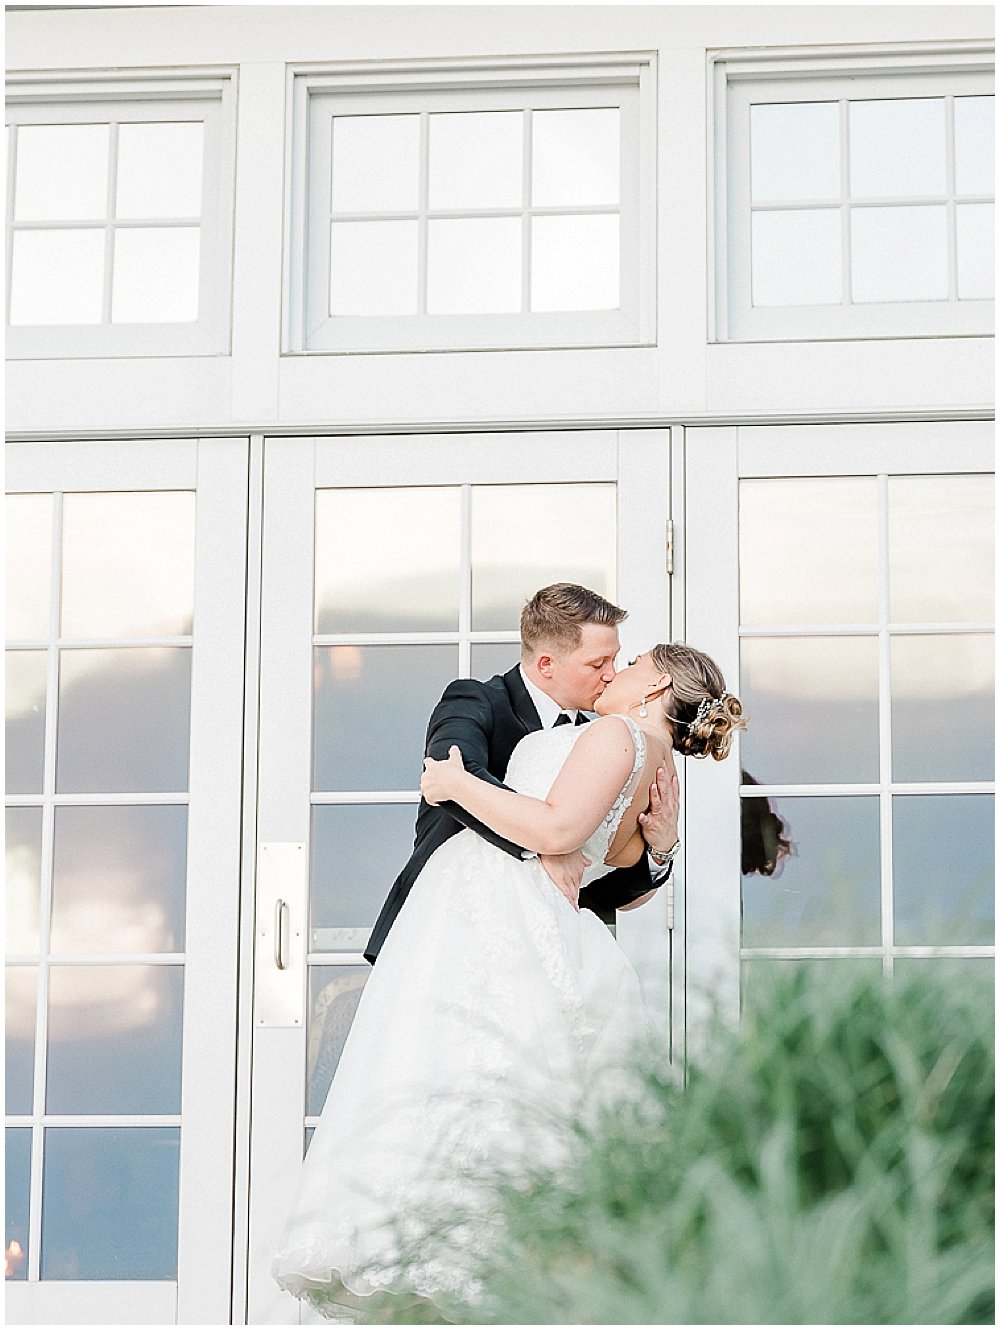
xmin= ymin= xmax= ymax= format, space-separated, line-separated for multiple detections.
xmin=271 ymin=642 xmax=745 ymax=1315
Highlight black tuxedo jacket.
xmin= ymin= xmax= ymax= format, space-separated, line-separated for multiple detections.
xmin=364 ymin=665 xmax=656 ymax=964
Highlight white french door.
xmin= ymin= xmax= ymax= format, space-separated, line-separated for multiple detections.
xmin=5 ymin=440 xmax=246 ymax=1325
xmin=682 ymin=420 xmax=995 ymax=1036
xmin=242 ymin=428 xmax=676 ymax=1324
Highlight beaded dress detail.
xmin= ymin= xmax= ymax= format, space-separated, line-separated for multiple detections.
xmin=271 ymin=715 xmax=652 ymax=1313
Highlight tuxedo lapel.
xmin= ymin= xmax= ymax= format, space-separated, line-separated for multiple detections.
xmin=502 ymin=664 xmax=543 ymax=733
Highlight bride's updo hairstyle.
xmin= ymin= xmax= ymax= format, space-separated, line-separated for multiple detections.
xmin=649 ymin=643 xmax=747 ymax=761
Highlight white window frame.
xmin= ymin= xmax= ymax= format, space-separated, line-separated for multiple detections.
xmin=5 ymin=70 xmax=237 ymax=359
xmin=285 ymin=55 xmax=657 ymax=354
xmin=711 ymin=44 xmax=995 ymax=342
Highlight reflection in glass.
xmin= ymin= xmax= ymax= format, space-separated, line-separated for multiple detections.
xmin=46 ymin=965 xmax=183 ymax=1114
xmin=751 ymin=209 xmax=841 ymax=306
xmin=530 ymin=214 xmax=619 ymax=312
xmin=307 ymin=966 xmax=369 ymax=1114
xmin=330 ymin=220 xmax=418 ymax=316
xmin=14 ymin=124 xmax=108 ymax=221
xmin=427 ymin=218 xmax=521 ymax=315
xmin=5 ymin=968 xmax=36 ymax=1115
xmin=851 ymin=206 xmax=948 ymax=303
xmin=56 ymin=647 xmax=191 ymax=793
xmin=741 ymin=957 xmax=884 ymax=1014
xmin=6 ymin=494 xmax=52 ymax=641
xmin=471 ymin=484 xmax=616 ymax=631
xmin=849 ymin=98 xmax=945 ymax=199
xmin=741 ymin=796 xmax=881 ymax=947
xmin=888 ymin=474 xmax=994 ymax=623
xmin=953 ymin=96 xmax=995 ymax=197
xmin=313 ymin=645 xmax=457 ymax=791
xmin=9 ymin=229 xmax=105 ymax=326
xmin=891 ymin=635 xmax=993 ymax=782
xmin=51 ymin=805 xmax=187 ymax=955
xmin=6 ymin=1128 xmax=31 ymax=1281
xmin=6 ymin=808 xmax=42 ymax=956
xmin=111 ymin=227 xmax=200 ymax=323
xmin=956 ymin=203 xmax=994 ymax=301
xmin=315 ymin=487 xmax=460 ymax=633
xmin=6 ymin=651 xmax=47 ymax=796
xmin=41 ymin=1127 xmax=179 ymax=1279
xmin=332 ymin=115 xmax=420 ymax=213
xmin=740 ymin=637 xmax=879 ymax=785
xmin=750 ymin=102 xmax=840 ymax=202
xmin=470 ymin=642 xmax=520 ymax=683
xmin=115 ymin=122 xmax=204 ymax=220
xmin=61 ymin=491 xmax=196 ymax=639
xmin=531 ymin=108 xmax=620 ymax=208
xmin=893 ymin=795 xmax=993 ymax=947
xmin=740 ymin=477 xmax=878 ymax=626
xmin=429 ymin=111 xmax=522 ymax=210
xmin=311 ymin=804 xmax=419 ymax=949
xmin=892 ymin=956 xmax=994 ymax=1012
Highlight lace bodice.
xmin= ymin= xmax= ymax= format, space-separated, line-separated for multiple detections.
xmin=504 ymin=714 xmax=647 ymax=868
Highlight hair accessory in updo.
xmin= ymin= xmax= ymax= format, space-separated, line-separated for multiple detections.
xmin=688 ymin=690 xmax=732 ymax=729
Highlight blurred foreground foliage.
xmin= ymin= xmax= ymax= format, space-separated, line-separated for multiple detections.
xmin=344 ymin=963 xmax=994 ymax=1325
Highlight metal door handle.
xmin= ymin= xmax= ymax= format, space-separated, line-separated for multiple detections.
xmin=274 ymin=898 xmax=289 ymax=970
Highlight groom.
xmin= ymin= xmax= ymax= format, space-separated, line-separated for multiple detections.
xmin=365 ymin=584 xmax=680 ymax=964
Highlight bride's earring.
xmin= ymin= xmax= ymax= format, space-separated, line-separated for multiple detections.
xmin=638 ymin=689 xmax=649 ymax=718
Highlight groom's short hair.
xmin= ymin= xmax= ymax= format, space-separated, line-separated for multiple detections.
xmin=520 ymin=583 xmax=627 ymax=657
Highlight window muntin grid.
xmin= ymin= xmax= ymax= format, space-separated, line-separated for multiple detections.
xmin=738 ymin=471 xmax=995 ymax=974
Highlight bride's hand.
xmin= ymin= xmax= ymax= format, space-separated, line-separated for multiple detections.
xmin=421 ymin=745 xmax=467 ymax=805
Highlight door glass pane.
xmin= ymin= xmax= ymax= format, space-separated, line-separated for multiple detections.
xmin=471 ymin=484 xmax=617 ymax=630
xmin=740 ymin=636 xmax=879 ymax=785
xmin=56 ymin=647 xmax=191 ymax=793
xmin=5 ymin=1128 xmax=31 ymax=1281
xmin=892 ymin=956 xmax=994 ymax=1007
xmin=851 ymin=206 xmax=948 ymax=303
xmin=6 ymin=651 xmax=47 ymax=796
xmin=9 ymin=229 xmax=105 ymax=326
xmin=531 ymin=108 xmax=620 ymax=207
xmin=330 ymin=220 xmax=418 ymax=316
xmin=307 ymin=966 xmax=369 ymax=1114
xmin=14 ymin=123 xmax=109 ymax=220
xmin=751 ymin=209 xmax=841 ymax=307
xmin=115 ymin=121 xmax=204 ymax=220
xmin=41 ymin=1127 xmax=179 ymax=1279
xmin=470 ymin=642 xmax=520 ymax=682
xmin=893 ymin=795 xmax=994 ymax=946
xmin=331 ymin=114 xmax=420 ymax=213
xmin=890 ymin=634 xmax=993 ymax=782
xmin=111 ymin=227 xmax=200 ymax=323
xmin=750 ymin=102 xmax=840 ymax=202
xmin=888 ymin=474 xmax=994 ymax=622
xmin=741 ymin=795 xmax=881 ymax=947
xmin=429 ymin=111 xmax=522 ymax=210
xmin=956 ymin=203 xmax=995 ymax=301
xmin=426 ymin=217 xmax=521 ymax=315
xmin=6 ymin=494 xmax=52 ymax=641
xmin=742 ymin=957 xmax=884 ymax=1013
xmin=739 ymin=478 xmax=878 ymax=626
xmin=46 ymin=965 xmax=183 ymax=1114
xmin=849 ymin=98 xmax=946 ymax=198
xmin=311 ymin=804 xmax=418 ymax=951
xmin=5 ymin=967 xmax=36 ymax=1114
xmin=313 ymin=645 xmax=458 ymax=790
xmin=61 ymin=491 xmax=197 ymax=638
xmin=531 ymin=214 xmax=619 ymax=312
xmin=50 ymin=805 xmax=187 ymax=955
xmin=953 ymin=96 xmax=994 ymax=196
xmin=315 ymin=487 xmax=460 ymax=633
xmin=6 ymin=808 xmax=42 ymax=956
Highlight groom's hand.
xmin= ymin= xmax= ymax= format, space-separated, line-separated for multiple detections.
xmin=539 ymin=849 xmax=591 ymax=911
xmin=638 ymin=766 xmax=680 ymax=854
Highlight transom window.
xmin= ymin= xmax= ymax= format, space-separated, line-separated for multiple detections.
xmin=5 ymin=73 xmax=236 ymax=358
xmin=718 ymin=51 xmax=995 ymax=340
xmin=288 ymin=58 xmax=655 ymax=352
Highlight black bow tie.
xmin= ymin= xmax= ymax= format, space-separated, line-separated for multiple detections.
xmin=553 ymin=712 xmax=590 ymax=727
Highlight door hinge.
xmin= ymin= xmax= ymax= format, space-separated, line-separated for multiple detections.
xmin=666 ymin=518 xmax=675 ymax=577
xmin=666 ymin=874 xmax=675 ymax=932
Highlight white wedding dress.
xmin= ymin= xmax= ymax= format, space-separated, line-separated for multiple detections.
xmin=271 ymin=715 xmax=653 ymax=1312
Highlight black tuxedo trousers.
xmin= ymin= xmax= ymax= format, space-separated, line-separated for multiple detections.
xmin=364 ymin=665 xmax=655 ymax=964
